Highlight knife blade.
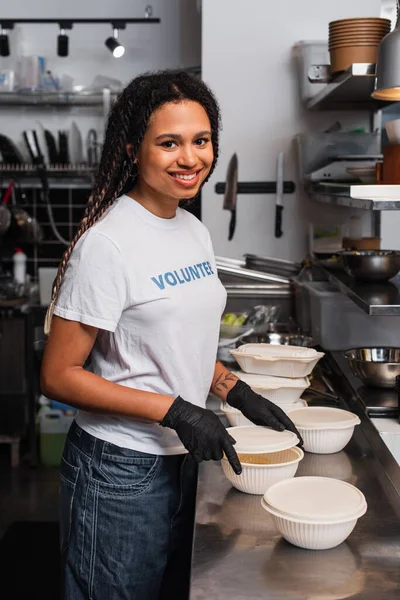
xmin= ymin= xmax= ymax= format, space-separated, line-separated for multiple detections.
xmin=275 ymin=151 xmax=284 ymax=238
xmin=223 ymin=153 xmax=238 ymax=241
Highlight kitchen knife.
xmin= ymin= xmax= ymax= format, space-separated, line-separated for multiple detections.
xmin=275 ymin=151 xmax=284 ymax=238
xmin=223 ymin=153 xmax=238 ymax=241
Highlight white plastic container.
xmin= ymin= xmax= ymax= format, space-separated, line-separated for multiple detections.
xmin=303 ymin=281 xmax=400 ymax=351
xmin=230 ymin=344 xmax=324 ymax=378
xmin=230 ymin=371 xmax=311 ymax=404
xmin=13 ymin=248 xmax=27 ymax=285
xmin=220 ymin=399 xmax=308 ymax=427
xmin=222 ymin=446 xmax=304 ymax=495
xmin=261 ymin=476 xmax=367 ymax=550
xmin=287 ymin=406 xmax=361 ymax=454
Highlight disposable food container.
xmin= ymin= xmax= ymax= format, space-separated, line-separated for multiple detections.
xmin=261 ymin=476 xmax=367 ymax=550
xmin=221 ymin=426 xmax=302 ymax=495
xmin=220 ymin=399 xmax=308 ymax=427
xmin=230 ymin=344 xmax=324 ymax=378
xmin=230 ymin=371 xmax=311 ymax=403
xmin=286 ymin=407 xmax=361 ymax=454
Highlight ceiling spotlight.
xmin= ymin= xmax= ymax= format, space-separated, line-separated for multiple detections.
xmin=105 ymin=28 xmax=125 ymax=58
xmin=0 ymin=29 xmax=10 ymax=57
xmin=57 ymin=28 xmax=69 ymax=57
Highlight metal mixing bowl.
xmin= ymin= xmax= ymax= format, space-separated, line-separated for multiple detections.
xmin=340 ymin=250 xmax=400 ymax=282
xmin=344 ymin=347 xmax=400 ymax=388
xmin=240 ymin=332 xmax=315 ymax=347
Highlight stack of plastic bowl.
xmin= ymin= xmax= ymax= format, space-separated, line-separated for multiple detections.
xmin=220 ymin=370 xmax=310 ymax=426
xmin=227 ymin=343 xmax=324 ymax=414
xmin=220 ymin=425 xmax=304 ymax=495
xmin=261 ymin=476 xmax=367 ymax=550
xmin=328 ymin=17 xmax=391 ymax=74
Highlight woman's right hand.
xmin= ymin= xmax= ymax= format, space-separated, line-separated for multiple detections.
xmin=160 ymin=396 xmax=242 ymax=475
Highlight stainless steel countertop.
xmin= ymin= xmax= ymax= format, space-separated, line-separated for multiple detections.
xmin=190 ymin=358 xmax=400 ymax=600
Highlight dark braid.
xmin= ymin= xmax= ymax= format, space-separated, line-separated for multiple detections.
xmin=44 ymin=69 xmax=221 ymax=334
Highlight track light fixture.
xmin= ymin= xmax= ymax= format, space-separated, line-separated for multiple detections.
xmin=105 ymin=28 xmax=125 ymax=58
xmin=0 ymin=29 xmax=10 ymax=57
xmin=57 ymin=28 xmax=69 ymax=57
xmin=0 ymin=13 xmax=160 ymax=58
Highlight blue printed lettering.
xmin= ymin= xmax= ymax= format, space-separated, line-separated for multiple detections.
xmin=181 ymin=267 xmax=191 ymax=282
xmin=165 ymin=272 xmax=178 ymax=286
xmin=174 ymin=270 xmax=185 ymax=284
xmin=203 ymin=262 xmax=211 ymax=275
xmin=188 ymin=265 xmax=200 ymax=280
xmin=197 ymin=263 xmax=206 ymax=277
xmin=151 ymin=275 xmax=165 ymax=290
xmin=151 ymin=260 xmax=214 ymax=289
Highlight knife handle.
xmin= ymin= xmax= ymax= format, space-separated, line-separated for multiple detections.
xmin=275 ymin=205 xmax=283 ymax=238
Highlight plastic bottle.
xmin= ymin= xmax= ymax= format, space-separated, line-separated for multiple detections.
xmin=13 ymin=247 xmax=27 ymax=285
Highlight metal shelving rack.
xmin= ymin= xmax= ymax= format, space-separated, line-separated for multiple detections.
xmin=298 ymin=40 xmax=400 ymax=317
xmin=0 ymin=90 xmax=118 ymax=107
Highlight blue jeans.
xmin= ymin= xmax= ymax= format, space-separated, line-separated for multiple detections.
xmin=59 ymin=420 xmax=198 ymax=600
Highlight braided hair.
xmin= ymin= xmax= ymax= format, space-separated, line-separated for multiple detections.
xmin=44 ymin=69 xmax=221 ymax=335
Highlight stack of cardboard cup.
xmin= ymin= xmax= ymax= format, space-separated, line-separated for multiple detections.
xmin=329 ymin=17 xmax=391 ymax=74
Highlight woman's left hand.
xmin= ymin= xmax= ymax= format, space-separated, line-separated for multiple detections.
xmin=226 ymin=380 xmax=303 ymax=445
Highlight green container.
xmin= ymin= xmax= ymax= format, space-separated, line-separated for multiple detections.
xmin=39 ymin=410 xmax=74 ymax=467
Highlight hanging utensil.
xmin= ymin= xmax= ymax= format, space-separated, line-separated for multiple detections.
xmin=275 ymin=151 xmax=284 ymax=238
xmin=223 ymin=152 xmax=238 ymax=241
xmin=87 ymin=129 xmax=98 ymax=166
xmin=3 ymin=182 xmax=43 ymax=244
xmin=0 ymin=181 xmax=14 ymax=236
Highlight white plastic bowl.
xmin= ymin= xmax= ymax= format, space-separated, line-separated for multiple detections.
xmin=261 ymin=476 xmax=367 ymax=550
xmin=287 ymin=407 xmax=361 ymax=454
xmin=220 ymin=399 xmax=308 ymax=427
xmin=230 ymin=344 xmax=324 ymax=378
xmin=231 ymin=371 xmax=311 ymax=404
xmin=221 ymin=446 xmax=304 ymax=495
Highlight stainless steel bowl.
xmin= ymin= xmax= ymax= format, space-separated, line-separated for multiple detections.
xmin=240 ymin=332 xmax=315 ymax=347
xmin=344 ymin=347 xmax=400 ymax=388
xmin=340 ymin=250 xmax=400 ymax=282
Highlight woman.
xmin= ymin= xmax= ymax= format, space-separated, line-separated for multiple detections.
xmin=40 ymin=69 xmax=301 ymax=600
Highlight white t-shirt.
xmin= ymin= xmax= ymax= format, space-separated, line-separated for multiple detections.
xmin=53 ymin=194 xmax=227 ymax=455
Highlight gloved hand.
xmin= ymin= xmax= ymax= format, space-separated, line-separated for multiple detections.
xmin=226 ymin=380 xmax=304 ymax=445
xmin=160 ymin=396 xmax=242 ymax=474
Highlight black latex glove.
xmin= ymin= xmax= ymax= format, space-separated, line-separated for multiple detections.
xmin=226 ymin=380 xmax=304 ymax=445
xmin=160 ymin=396 xmax=242 ymax=474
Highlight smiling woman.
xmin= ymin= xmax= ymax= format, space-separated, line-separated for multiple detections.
xmin=39 ymin=69 xmax=299 ymax=600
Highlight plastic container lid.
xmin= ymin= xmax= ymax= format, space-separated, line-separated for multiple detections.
xmin=236 ymin=343 xmax=321 ymax=359
xmin=263 ymin=476 xmax=367 ymax=523
xmin=226 ymin=425 xmax=299 ymax=454
xmin=287 ymin=407 xmax=361 ymax=430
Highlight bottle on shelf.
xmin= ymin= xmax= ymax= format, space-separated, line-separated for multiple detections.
xmin=12 ymin=247 xmax=27 ymax=285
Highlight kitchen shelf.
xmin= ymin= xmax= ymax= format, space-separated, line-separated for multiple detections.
xmin=0 ymin=165 xmax=95 ymax=188
xmin=0 ymin=90 xmax=118 ymax=107
xmin=316 ymin=261 xmax=400 ymax=316
xmin=306 ymin=63 xmax=393 ymax=111
xmin=307 ymin=182 xmax=400 ymax=210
